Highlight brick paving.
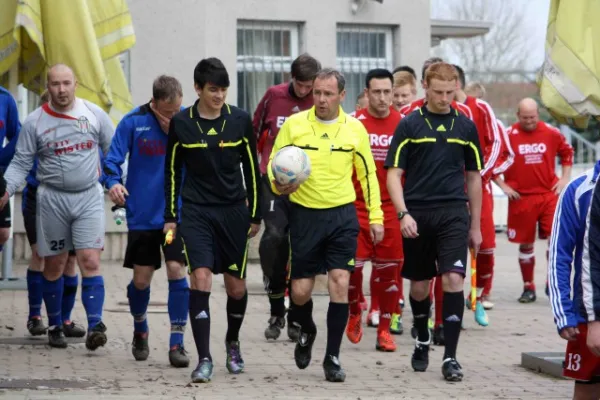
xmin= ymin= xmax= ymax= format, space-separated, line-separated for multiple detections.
xmin=0 ymin=237 xmax=574 ymax=399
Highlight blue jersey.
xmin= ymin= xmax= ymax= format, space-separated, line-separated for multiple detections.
xmin=582 ymin=170 xmax=600 ymax=322
xmin=103 ymin=103 xmax=181 ymax=230
xmin=549 ymin=161 xmax=600 ymax=332
xmin=0 ymin=86 xmax=21 ymax=170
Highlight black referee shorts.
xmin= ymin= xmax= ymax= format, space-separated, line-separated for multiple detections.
xmin=402 ymin=204 xmax=470 ymax=281
xmin=124 ymin=229 xmax=186 ymax=270
xmin=289 ymin=203 xmax=359 ymax=280
xmin=179 ymin=202 xmax=250 ymax=279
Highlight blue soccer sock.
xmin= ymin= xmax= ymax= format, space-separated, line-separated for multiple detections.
xmin=42 ymin=276 xmax=64 ymax=328
xmin=27 ymin=269 xmax=44 ymax=319
xmin=127 ymin=280 xmax=150 ymax=334
xmin=168 ymin=278 xmax=189 ymax=348
xmin=62 ymin=274 xmax=78 ymax=323
xmin=81 ymin=276 xmax=105 ymax=330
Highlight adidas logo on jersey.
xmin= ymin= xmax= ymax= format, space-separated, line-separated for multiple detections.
xmin=357 ymin=114 xmax=367 ymax=120
xmin=321 ymin=133 xmax=330 ymax=139
xmin=207 ymin=127 xmax=218 ymax=135
xmin=436 ymin=124 xmax=446 ymax=132
xmin=291 ymin=106 xmax=300 ymax=113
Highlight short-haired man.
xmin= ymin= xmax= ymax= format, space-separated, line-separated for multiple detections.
xmin=494 ymin=98 xmax=573 ymax=303
xmin=548 ymin=160 xmax=600 ymax=399
xmin=464 ymin=82 xmax=487 ymax=100
xmin=345 ymin=68 xmax=404 ymax=352
xmin=392 ymin=71 xmax=417 ymax=111
xmin=393 ymin=65 xmax=417 ymax=80
xmin=104 ymin=75 xmax=190 ymax=367
xmin=386 ymin=62 xmax=484 ymax=381
xmin=164 ymin=58 xmax=261 ymax=383
xmin=253 ymin=53 xmax=321 ymax=342
xmin=356 ymin=92 xmax=368 ymax=111
xmin=1 ymin=64 xmax=114 ymax=350
xmin=268 ymin=68 xmax=383 ymax=382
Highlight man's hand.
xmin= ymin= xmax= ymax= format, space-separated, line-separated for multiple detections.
xmin=502 ymin=185 xmax=520 ymax=200
xmin=163 ymin=222 xmax=177 ymax=240
xmin=587 ymin=321 xmax=600 ymax=356
xmin=0 ymin=192 xmax=8 ymax=210
xmin=469 ymin=227 xmax=482 ymax=256
xmin=249 ymin=223 xmax=261 ymax=238
xmin=273 ymin=180 xmax=299 ymax=195
xmin=552 ymin=177 xmax=569 ymax=196
xmin=559 ymin=326 xmax=580 ymax=341
xmin=109 ymin=183 xmax=129 ymax=206
xmin=150 ymin=102 xmax=172 ymax=134
xmin=401 ymin=215 xmax=418 ymax=238
xmin=370 ymin=223 xmax=384 ymax=245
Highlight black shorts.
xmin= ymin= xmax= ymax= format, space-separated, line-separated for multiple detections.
xmin=261 ymin=174 xmax=290 ymax=231
xmin=22 ymin=184 xmax=76 ymax=256
xmin=179 ymin=202 xmax=250 ymax=279
xmin=289 ymin=203 xmax=359 ymax=279
xmin=124 ymin=229 xmax=186 ymax=270
xmin=402 ymin=204 xmax=470 ymax=281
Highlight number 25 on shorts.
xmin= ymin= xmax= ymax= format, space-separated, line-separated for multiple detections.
xmin=50 ymin=239 xmax=66 ymax=251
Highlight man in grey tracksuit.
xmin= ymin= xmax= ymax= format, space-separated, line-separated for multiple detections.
xmin=0 ymin=64 xmax=113 ymax=350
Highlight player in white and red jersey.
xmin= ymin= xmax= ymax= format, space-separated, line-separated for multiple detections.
xmin=454 ymin=65 xmax=501 ymax=328
xmin=346 ymin=69 xmax=404 ymax=352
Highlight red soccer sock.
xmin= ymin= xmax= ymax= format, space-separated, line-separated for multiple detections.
xmin=519 ymin=247 xmax=536 ymax=290
xmin=482 ymin=269 xmax=493 ymax=297
xmin=369 ymin=263 xmax=380 ymax=312
xmin=348 ymin=262 xmax=364 ymax=315
xmin=476 ymin=251 xmax=494 ymax=300
xmin=374 ymin=261 xmax=400 ymax=334
xmin=434 ymin=277 xmax=443 ymax=327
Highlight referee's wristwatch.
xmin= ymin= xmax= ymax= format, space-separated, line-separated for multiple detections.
xmin=397 ymin=211 xmax=409 ymax=220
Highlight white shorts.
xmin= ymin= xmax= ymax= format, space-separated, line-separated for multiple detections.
xmin=36 ymin=183 xmax=105 ymax=257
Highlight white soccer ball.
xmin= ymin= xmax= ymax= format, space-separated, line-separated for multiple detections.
xmin=271 ymin=146 xmax=311 ymax=185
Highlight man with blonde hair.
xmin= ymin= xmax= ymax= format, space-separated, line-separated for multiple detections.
xmin=392 ymin=71 xmax=417 ymax=111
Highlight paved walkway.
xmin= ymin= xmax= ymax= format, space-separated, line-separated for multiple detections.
xmin=0 ymin=237 xmax=574 ymax=399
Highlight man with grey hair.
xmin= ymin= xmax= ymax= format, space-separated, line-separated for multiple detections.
xmin=0 ymin=63 xmax=114 ymax=351
xmin=267 ymin=68 xmax=383 ymax=382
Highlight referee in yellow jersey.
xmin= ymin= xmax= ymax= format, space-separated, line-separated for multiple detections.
xmin=268 ymin=68 xmax=383 ymax=383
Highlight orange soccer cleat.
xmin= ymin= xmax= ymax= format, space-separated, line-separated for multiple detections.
xmin=375 ymin=330 xmax=397 ymax=352
xmin=345 ymin=313 xmax=363 ymax=344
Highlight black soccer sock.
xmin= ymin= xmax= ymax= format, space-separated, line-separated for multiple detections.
xmin=287 ymin=298 xmax=297 ymax=325
xmin=326 ymin=302 xmax=348 ymax=358
xmin=268 ymin=294 xmax=286 ymax=318
xmin=410 ymin=295 xmax=432 ymax=343
xmin=442 ymin=291 xmax=465 ymax=360
xmin=189 ymin=289 xmax=211 ymax=361
xmin=295 ymin=298 xmax=316 ymax=334
xmin=226 ymin=291 xmax=248 ymax=342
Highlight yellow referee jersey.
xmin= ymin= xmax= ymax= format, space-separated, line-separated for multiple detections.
xmin=267 ymin=106 xmax=383 ymax=225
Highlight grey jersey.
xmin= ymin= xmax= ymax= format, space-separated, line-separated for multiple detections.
xmin=5 ymin=98 xmax=114 ymax=195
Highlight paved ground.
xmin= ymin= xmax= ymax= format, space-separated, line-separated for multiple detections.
xmin=0 ymin=237 xmax=574 ymax=399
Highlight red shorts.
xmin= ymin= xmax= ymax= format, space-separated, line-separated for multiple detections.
xmin=563 ymin=324 xmax=600 ymax=382
xmin=481 ymin=182 xmax=495 ymax=251
xmin=507 ymin=192 xmax=558 ymax=244
xmin=356 ymin=203 xmax=403 ymax=261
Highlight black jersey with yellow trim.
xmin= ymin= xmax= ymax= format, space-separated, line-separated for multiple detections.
xmin=164 ymin=100 xmax=261 ymax=223
xmin=384 ymin=105 xmax=483 ymax=208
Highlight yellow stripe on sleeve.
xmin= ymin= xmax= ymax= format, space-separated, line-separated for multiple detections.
xmin=393 ymin=138 xmax=436 ymax=167
xmin=243 ymin=137 xmax=258 ymax=218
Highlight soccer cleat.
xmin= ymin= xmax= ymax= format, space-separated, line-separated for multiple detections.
xmin=518 ymin=288 xmax=536 ymax=303
xmin=131 ymin=332 xmax=149 ymax=361
xmin=63 ymin=321 xmax=86 ymax=338
xmin=48 ymin=326 xmax=68 ymax=348
xmin=86 ymin=321 xmax=107 ymax=351
xmin=191 ymin=357 xmax=214 ymax=383
xmin=294 ymin=331 xmax=317 ymax=369
xmin=474 ymin=301 xmax=489 ymax=327
xmin=323 ymin=355 xmax=346 ymax=382
xmin=367 ymin=310 xmax=380 ymax=327
xmin=399 ymin=298 xmax=405 ymax=309
xmin=264 ymin=316 xmax=285 ymax=340
xmin=287 ymin=321 xmax=300 ymax=342
xmin=433 ymin=325 xmax=445 ymax=346
xmin=169 ymin=344 xmax=190 ymax=368
xmin=390 ymin=313 xmax=403 ymax=335
xmin=225 ymin=341 xmax=245 ymax=374
xmin=27 ymin=317 xmax=47 ymax=336
xmin=375 ymin=330 xmax=397 ymax=352
xmin=481 ymin=296 xmax=494 ymax=310
xmin=411 ymin=336 xmax=430 ymax=372
xmin=345 ymin=313 xmax=363 ymax=344
xmin=428 ymin=317 xmax=435 ymax=330
xmin=442 ymin=357 xmax=464 ymax=382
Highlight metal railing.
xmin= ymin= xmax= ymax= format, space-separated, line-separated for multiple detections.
xmin=560 ymin=124 xmax=599 ymax=167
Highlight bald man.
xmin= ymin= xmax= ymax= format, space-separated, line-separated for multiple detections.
xmin=1 ymin=64 xmax=114 ymax=350
xmin=494 ymin=98 xmax=573 ymax=303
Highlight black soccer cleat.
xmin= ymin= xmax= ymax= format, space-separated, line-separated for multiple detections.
xmin=323 ymin=355 xmax=346 ymax=382
xmin=169 ymin=344 xmax=190 ymax=368
xmin=131 ymin=332 xmax=149 ymax=361
xmin=264 ymin=316 xmax=285 ymax=340
xmin=48 ymin=326 xmax=68 ymax=348
xmin=27 ymin=317 xmax=47 ymax=336
xmin=433 ymin=325 xmax=445 ymax=346
xmin=63 ymin=321 xmax=86 ymax=338
xmin=442 ymin=358 xmax=464 ymax=382
xmin=411 ymin=338 xmax=430 ymax=372
xmin=518 ymin=289 xmax=536 ymax=303
xmin=294 ymin=331 xmax=317 ymax=370
xmin=86 ymin=321 xmax=107 ymax=351
xmin=288 ymin=321 xmax=300 ymax=342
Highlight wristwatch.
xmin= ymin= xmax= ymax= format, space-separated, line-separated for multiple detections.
xmin=397 ymin=211 xmax=409 ymax=220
